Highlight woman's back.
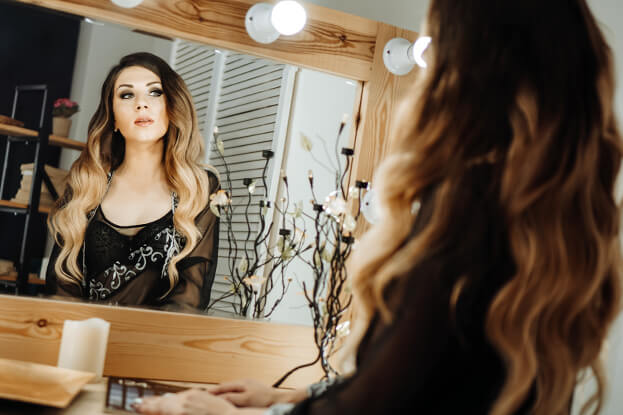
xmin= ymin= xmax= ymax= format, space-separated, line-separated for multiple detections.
xmin=291 ymin=163 xmax=540 ymax=414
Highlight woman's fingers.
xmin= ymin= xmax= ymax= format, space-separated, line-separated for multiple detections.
xmin=219 ymin=392 xmax=250 ymax=406
xmin=208 ymin=380 xmax=250 ymax=395
xmin=135 ymin=388 xmax=238 ymax=415
xmin=135 ymin=390 xmax=193 ymax=415
xmin=134 ymin=395 xmax=164 ymax=414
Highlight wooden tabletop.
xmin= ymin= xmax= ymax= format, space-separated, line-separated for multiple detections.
xmin=0 ymin=378 xmax=215 ymax=414
xmin=0 ymin=380 xmax=107 ymax=415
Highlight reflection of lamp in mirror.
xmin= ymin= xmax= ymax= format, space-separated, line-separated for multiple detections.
xmin=110 ymin=0 xmax=143 ymax=8
xmin=245 ymin=1 xmax=307 ymax=44
xmin=383 ymin=36 xmax=432 ymax=75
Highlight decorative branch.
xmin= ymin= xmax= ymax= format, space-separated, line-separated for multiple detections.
xmin=273 ymin=116 xmax=367 ymax=386
xmin=208 ymin=118 xmax=369 ymax=385
xmin=205 ymin=130 xmax=302 ymax=320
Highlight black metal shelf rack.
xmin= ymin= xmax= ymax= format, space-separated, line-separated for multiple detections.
xmin=0 ymin=84 xmax=58 ymax=294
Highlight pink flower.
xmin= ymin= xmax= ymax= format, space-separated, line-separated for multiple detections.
xmin=52 ymin=98 xmax=80 ymax=118
xmin=54 ymin=98 xmax=78 ymax=108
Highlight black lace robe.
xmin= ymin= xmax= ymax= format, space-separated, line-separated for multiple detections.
xmin=284 ymin=164 xmax=551 ymax=414
xmin=45 ymin=172 xmax=219 ymax=313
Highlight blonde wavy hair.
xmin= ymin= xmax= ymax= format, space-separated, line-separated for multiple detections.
xmin=345 ymin=1 xmax=622 ymax=414
xmin=48 ymin=52 xmax=212 ymax=294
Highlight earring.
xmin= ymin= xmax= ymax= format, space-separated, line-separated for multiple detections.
xmin=114 ymin=127 xmax=119 ymax=133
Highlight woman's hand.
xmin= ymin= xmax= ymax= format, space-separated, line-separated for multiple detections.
xmin=206 ymin=379 xmax=285 ymax=408
xmin=134 ymin=388 xmax=237 ymax=415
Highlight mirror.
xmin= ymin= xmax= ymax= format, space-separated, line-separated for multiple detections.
xmin=0 ymin=0 xmax=360 ymax=326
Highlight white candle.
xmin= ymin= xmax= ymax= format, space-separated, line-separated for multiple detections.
xmin=57 ymin=318 xmax=110 ymax=380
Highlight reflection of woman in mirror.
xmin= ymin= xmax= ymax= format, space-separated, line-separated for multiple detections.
xmin=138 ymin=0 xmax=622 ymax=414
xmin=46 ymin=52 xmax=219 ymax=312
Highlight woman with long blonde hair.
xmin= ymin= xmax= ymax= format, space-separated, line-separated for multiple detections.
xmin=46 ymin=52 xmax=220 ymax=311
xmin=137 ymin=0 xmax=622 ymax=413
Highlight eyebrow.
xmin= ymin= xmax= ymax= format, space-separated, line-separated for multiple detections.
xmin=117 ymin=81 xmax=162 ymax=90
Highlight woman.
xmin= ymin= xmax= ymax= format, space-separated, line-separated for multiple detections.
xmin=137 ymin=0 xmax=622 ymax=413
xmin=46 ymin=52 xmax=220 ymax=312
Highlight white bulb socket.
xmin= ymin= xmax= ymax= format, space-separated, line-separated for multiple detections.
xmin=246 ymin=1 xmax=307 ymax=44
xmin=111 ymin=0 xmax=144 ymax=8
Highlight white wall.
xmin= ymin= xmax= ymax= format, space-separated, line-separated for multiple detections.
xmin=305 ymin=0 xmax=623 ymax=413
xmin=266 ymin=68 xmax=358 ymax=325
xmin=304 ymin=0 xmax=429 ymax=31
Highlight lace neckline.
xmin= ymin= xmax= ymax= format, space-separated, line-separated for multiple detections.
xmin=99 ymin=207 xmax=172 ymax=229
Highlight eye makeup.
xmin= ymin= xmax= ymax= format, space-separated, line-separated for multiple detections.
xmin=117 ymin=88 xmax=163 ymax=99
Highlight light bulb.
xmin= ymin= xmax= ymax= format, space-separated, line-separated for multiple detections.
xmin=246 ymin=1 xmax=307 ymax=44
xmin=410 ymin=36 xmax=432 ymax=68
xmin=271 ymin=1 xmax=307 ymax=36
xmin=111 ymin=0 xmax=143 ymax=8
xmin=383 ymin=36 xmax=432 ymax=75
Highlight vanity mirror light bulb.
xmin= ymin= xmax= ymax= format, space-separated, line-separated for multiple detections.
xmin=411 ymin=36 xmax=432 ymax=69
xmin=383 ymin=36 xmax=432 ymax=76
xmin=246 ymin=1 xmax=307 ymax=44
xmin=271 ymin=1 xmax=307 ymax=36
xmin=111 ymin=0 xmax=144 ymax=8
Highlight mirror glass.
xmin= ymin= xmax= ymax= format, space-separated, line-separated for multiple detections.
xmin=0 ymin=0 xmax=360 ymax=326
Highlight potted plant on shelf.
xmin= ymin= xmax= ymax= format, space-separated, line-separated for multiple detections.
xmin=51 ymin=98 xmax=79 ymax=137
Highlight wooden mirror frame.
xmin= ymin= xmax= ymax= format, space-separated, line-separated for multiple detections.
xmin=0 ymin=0 xmax=420 ymax=388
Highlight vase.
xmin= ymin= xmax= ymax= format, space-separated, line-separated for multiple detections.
xmin=52 ymin=117 xmax=72 ymax=137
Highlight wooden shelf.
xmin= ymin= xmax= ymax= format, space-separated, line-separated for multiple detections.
xmin=49 ymin=134 xmax=86 ymax=151
xmin=0 ymin=199 xmax=52 ymax=215
xmin=0 ymin=122 xmax=86 ymax=151
xmin=0 ymin=272 xmax=45 ymax=285
xmin=0 ymin=123 xmax=37 ymax=138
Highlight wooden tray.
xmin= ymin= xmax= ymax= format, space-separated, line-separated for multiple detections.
xmin=0 ymin=358 xmax=95 ymax=408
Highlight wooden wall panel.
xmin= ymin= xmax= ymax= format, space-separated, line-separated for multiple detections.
xmin=351 ymin=23 xmax=422 ymax=233
xmin=17 ymin=0 xmax=377 ymax=81
xmin=0 ymin=295 xmax=322 ymax=388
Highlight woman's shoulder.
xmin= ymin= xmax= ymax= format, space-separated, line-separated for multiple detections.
xmin=195 ymin=167 xmax=220 ymax=220
xmin=202 ymin=166 xmax=220 ymax=193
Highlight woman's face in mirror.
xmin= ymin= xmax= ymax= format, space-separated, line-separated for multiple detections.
xmin=113 ymin=65 xmax=169 ymax=144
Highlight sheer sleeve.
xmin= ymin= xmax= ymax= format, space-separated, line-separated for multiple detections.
xmin=161 ymin=172 xmax=220 ymax=312
xmin=283 ymin=165 xmax=517 ymax=415
xmin=285 ymin=262 xmax=455 ymax=415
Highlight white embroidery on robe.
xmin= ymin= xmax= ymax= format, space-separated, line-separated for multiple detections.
xmin=89 ymin=227 xmax=184 ymax=300
xmin=89 ymin=280 xmax=111 ymax=300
